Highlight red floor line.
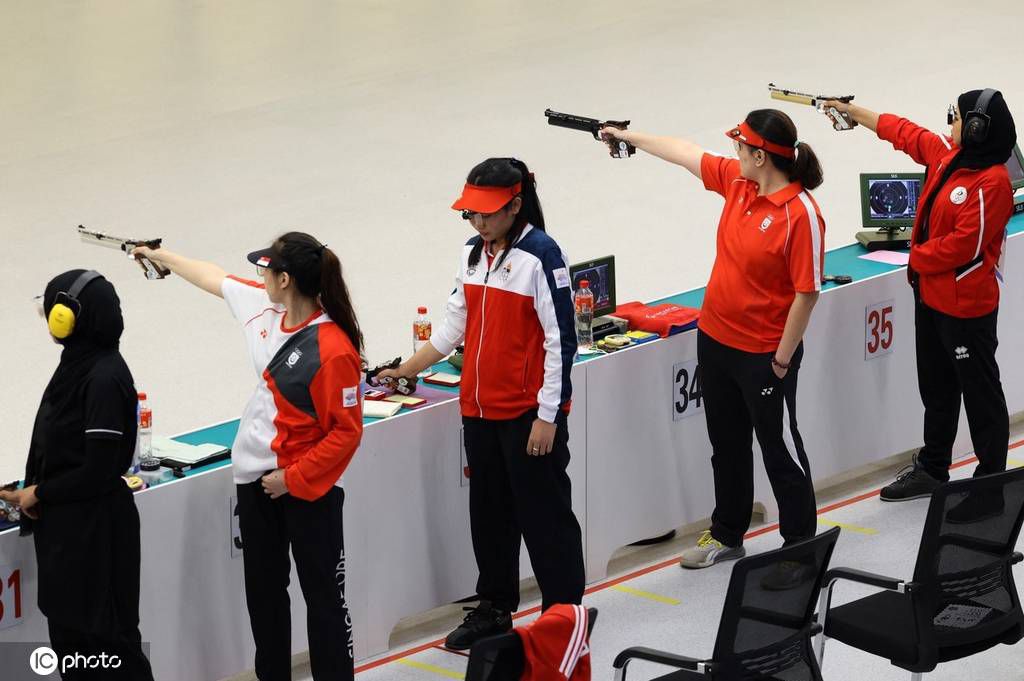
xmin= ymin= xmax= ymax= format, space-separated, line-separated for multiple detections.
xmin=355 ymin=438 xmax=1024 ymax=674
xmin=434 ymin=645 xmax=470 ymax=659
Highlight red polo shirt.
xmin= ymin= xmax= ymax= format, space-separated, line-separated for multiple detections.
xmin=699 ymin=153 xmax=826 ymax=353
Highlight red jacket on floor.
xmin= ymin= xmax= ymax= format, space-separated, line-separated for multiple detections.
xmin=877 ymin=114 xmax=1013 ymax=318
xmin=515 ymin=604 xmax=591 ymax=680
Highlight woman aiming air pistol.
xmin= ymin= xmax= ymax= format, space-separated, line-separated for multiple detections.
xmin=133 ymin=234 xmax=364 ymax=681
xmin=600 ymin=111 xmax=827 ymax=589
xmin=823 ymin=91 xmax=1016 ymax=519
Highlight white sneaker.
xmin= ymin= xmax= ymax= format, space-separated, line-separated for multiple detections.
xmin=679 ymin=530 xmax=746 ymax=569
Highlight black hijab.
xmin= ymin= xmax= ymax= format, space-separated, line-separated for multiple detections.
xmin=957 ymin=89 xmax=1017 ymax=169
xmin=915 ymin=89 xmax=1017 ymax=245
xmin=23 ymin=270 xmax=125 ymax=498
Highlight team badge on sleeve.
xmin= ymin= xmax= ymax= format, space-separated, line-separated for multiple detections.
xmin=553 ymin=267 xmax=571 ymax=289
xmin=342 ymin=386 xmax=359 ymax=408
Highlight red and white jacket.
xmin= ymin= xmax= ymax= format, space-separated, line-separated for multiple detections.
xmin=222 ymin=276 xmax=363 ymax=501
xmin=516 ymin=604 xmax=591 ymax=680
xmin=430 ymin=225 xmax=577 ymax=422
xmin=878 ymin=114 xmax=1013 ymax=318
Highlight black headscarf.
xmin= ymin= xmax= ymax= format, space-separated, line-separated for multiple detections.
xmin=40 ymin=270 xmax=124 ymax=399
xmin=915 ymin=89 xmax=1017 ymax=245
xmin=957 ymin=89 xmax=1017 ymax=169
xmin=23 ymin=271 xmax=125 ymax=500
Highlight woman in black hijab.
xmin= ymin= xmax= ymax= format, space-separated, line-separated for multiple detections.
xmin=0 ymin=270 xmax=153 ymax=680
xmin=825 ymin=90 xmax=1016 ymax=515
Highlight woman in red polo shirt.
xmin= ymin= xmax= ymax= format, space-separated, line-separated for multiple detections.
xmin=824 ymin=91 xmax=1016 ymax=518
xmin=601 ymin=111 xmax=826 ymax=579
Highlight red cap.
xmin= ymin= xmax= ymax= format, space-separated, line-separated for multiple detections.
xmin=138 ymin=392 xmax=147 ymax=400
xmin=451 ymin=182 xmax=522 ymax=213
xmin=725 ymin=121 xmax=796 ymax=159
xmin=417 ymin=306 xmax=427 ymax=314
xmin=579 ymin=280 xmax=589 ymax=288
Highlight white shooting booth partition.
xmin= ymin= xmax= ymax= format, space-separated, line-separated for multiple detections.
xmin=2 ymin=222 xmax=1022 ymax=680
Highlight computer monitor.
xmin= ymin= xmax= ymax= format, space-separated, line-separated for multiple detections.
xmin=860 ymin=173 xmax=925 ymax=232
xmin=569 ymin=255 xmax=616 ymax=317
xmin=1006 ymin=144 xmax=1024 ymax=191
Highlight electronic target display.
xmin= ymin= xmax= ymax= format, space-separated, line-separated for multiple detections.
xmin=859 ymin=173 xmax=926 ymax=231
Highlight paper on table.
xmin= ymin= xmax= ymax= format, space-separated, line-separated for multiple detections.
xmin=859 ymin=250 xmax=910 ymax=266
xmin=363 ymin=400 xmax=402 ymax=418
xmin=152 ymin=436 xmax=227 ymax=464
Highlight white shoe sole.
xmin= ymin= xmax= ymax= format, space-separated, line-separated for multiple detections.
xmin=679 ymin=547 xmax=746 ymax=570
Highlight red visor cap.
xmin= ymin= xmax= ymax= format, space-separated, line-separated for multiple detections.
xmin=725 ymin=122 xmax=796 ymax=159
xmin=451 ymin=182 xmax=522 ymax=213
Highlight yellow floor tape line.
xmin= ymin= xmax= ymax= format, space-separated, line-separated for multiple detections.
xmin=1009 ymin=458 xmax=1022 ymax=468
xmin=818 ymin=518 xmax=878 ymax=535
xmin=612 ymin=584 xmax=681 ymax=605
xmin=396 ymin=658 xmax=465 ymax=679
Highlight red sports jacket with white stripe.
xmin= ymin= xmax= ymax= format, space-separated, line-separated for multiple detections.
xmin=431 ymin=225 xmax=577 ymax=423
xmin=878 ymin=114 xmax=1013 ymax=318
xmin=515 ymin=604 xmax=591 ymax=680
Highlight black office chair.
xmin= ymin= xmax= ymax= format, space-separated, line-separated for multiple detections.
xmin=613 ymin=527 xmax=841 ymax=680
xmin=465 ymin=607 xmax=598 ymax=681
xmin=818 ymin=466 xmax=1024 ymax=679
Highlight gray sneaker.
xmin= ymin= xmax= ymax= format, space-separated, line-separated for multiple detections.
xmin=679 ymin=530 xmax=746 ymax=569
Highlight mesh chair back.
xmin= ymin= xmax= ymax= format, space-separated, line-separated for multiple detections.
xmin=465 ymin=631 xmax=525 ymax=681
xmin=711 ymin=527 xmax=840 ymax=681
xmin=912 ymin=467 xmax=1024 ymax=651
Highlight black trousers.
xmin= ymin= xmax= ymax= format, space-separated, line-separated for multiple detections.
xmin=699 ymin=331 xmax=817 ymax=547
xmin=463 ymin=410 xmax=585 ymax=613
xmin=236 ymin=482 xmax=353 ymax=681
xmin=47 ymin=621 xmax=153 ymax=680
xmin=915 ymin=301 xmax=1008 ymax=481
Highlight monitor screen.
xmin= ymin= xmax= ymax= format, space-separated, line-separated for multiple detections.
xmin=569 ymin=255 xmax=616 ymax=317
xmin=859 ymin=173 xmax=925 ymax=230
xmin=1007 ymin=144 xmax=1024 ymax=190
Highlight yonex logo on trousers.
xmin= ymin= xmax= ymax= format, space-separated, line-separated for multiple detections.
xmin=761 ymin=386 xmax=774 ymax=396
xmin=955 ymin=346 xmax=970 ymax=360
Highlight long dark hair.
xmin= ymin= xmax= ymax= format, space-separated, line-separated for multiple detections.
xmin=270 ymin=231 xmax=364 ymax=357
xmin=745 ymin=109 xmax=824 ymax=190
xmin=466 ymin=158 xmax=546 ymax=269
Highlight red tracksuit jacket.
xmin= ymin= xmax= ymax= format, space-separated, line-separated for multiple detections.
xmin=877 ymin=114 xmax=1013 ymax=318
xmin=430 ymin=225 xmax=577 ymax=422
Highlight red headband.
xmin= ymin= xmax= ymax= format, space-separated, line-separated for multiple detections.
xmin=451 ymin=182 xmax=523 ymax=213
xmin=725 ymin=122 xmax=796 ymax=159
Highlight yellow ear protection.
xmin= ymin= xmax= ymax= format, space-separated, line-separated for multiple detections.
xmin=963 ymin=88 xmax=998 ymax=147
xmin=47 ymin=270 xmax=103 ymax=339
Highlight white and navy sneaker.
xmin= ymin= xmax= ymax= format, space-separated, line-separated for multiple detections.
xmin=679 ymin=530 xmax=746 ymax=569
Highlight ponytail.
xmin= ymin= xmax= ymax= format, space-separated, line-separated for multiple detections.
xmin=318 ymin=248 xmax=365 ymax=358
xmin=745 ymin=109 xmax=824 ymax=190
xmin=465 ymin=157 xmax=546 ymax=269
xmin=790 ymin=141 xmax=824 ymax=190
xmin=270 ymin=231 xmax=365 ymax=358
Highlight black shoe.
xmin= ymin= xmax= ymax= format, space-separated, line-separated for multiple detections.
xmin=946 ymin=492 xmax=1005 ymax=524
xmin=881 ymin=459 xmax=942 ymax=502
xmin=760 ymin=560 xmax=816 ymax=591
xmin=444 ymin=601 xmax=513 ymax=651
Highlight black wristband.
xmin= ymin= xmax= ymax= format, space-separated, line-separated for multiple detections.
xmin=771 ymin=355 xmax=791 ymax=370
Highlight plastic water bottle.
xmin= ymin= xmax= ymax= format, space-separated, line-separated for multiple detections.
xmin=413 ymin=307 xmax=432 ymax=354
xmin=574 ymin=280 xmax=594 ymax=350
xmin=136 ymin=391 xmax=153 ymax=473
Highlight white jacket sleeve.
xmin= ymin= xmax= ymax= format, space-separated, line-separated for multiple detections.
xmin=430 ymin=259 xmax=468 ymax=356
